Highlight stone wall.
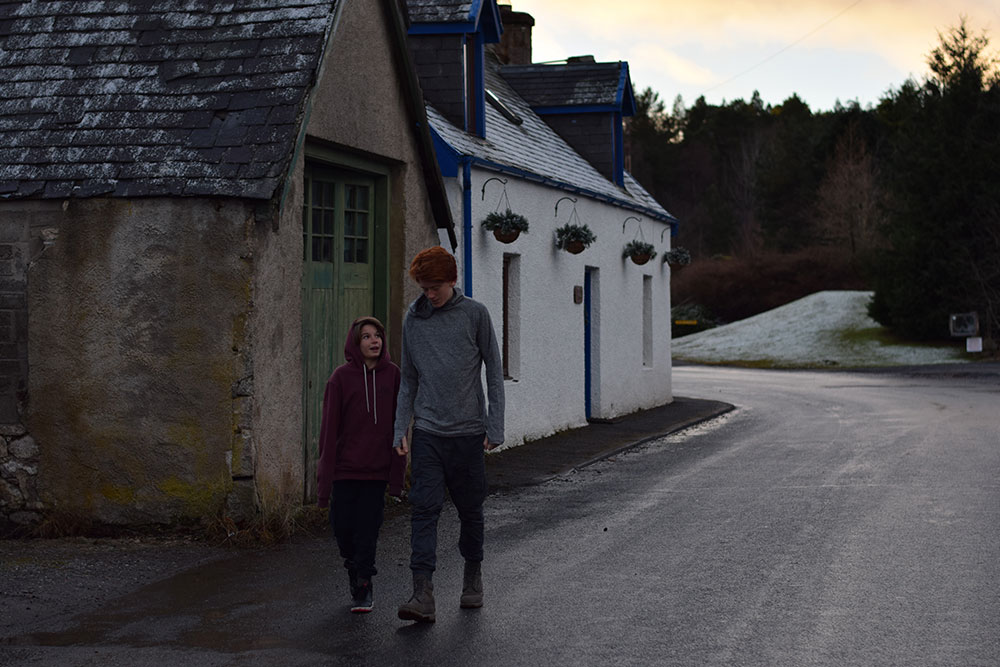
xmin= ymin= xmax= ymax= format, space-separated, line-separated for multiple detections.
xmin=0 ymin=221 xmax=36 ymax=531
xmin=1 ymin=428 xmax=40 ymax=530
xmin=8 ymin=198 xmax=257 ymax=527
xmin=0 ymin=221 xmax=27 ymax=426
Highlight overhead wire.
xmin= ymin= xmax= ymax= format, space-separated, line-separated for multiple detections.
xmin=698 ymin=0 xmax=865 ymax=98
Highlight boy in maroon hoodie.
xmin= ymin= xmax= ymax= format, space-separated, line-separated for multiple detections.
xmin=316 ymin=316 xmax=404 ymax=613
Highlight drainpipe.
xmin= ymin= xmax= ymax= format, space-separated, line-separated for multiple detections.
xmin=463 ymin=159 xmax=473 ymax=297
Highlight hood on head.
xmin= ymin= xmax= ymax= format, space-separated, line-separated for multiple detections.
xmin=344 ymin=316 xmax=390 ymax=368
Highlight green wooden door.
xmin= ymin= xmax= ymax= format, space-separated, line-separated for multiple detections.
xmin=302 ymin=169 xmax=375 ymax=502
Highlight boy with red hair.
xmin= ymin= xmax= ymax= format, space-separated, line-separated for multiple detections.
xmin=393 ymin=246 xmax=505 ymax=623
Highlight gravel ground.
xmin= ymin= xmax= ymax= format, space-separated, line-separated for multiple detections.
xmin=0 ymin=536 xmax=231 ymax=639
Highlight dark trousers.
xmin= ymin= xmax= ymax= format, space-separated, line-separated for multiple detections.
xmin=330 ymin=479 xmax=387 ymax=579
xmin=408 ymin=429 xmax=487 ymax=577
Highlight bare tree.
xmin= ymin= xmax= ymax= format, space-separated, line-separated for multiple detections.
xmin=813 ymin=122 xmax=882 ymax=256
xmin=727 ymin=129 xmax=765 ymax=258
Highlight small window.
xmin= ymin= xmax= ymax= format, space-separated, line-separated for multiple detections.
xmin=343 ymin=184 xmax=370 ymax=264
xmin=502 ymin=254 xmax=521 ymax=379
xmin=303 ymin=179 xmax=336 ymax=263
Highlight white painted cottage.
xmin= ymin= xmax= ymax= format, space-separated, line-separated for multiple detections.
xmin=405 ymin=1 xmax=680 ymax=447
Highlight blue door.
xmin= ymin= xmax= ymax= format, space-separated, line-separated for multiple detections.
xmin=584 ymin=268 xmax=593 ymax=419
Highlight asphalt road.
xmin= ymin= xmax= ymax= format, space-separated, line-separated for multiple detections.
xmin=3 ymin=364 xmax=999 ymax=666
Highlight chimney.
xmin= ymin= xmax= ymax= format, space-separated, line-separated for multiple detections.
xmin=496 ymin=4 xmax=534 ymax=65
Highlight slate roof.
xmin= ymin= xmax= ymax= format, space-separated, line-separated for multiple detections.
xmin=0 ymin=0 xmax=337 ymax=200
xmin=428 ymin=53 xmax=674 ymax=223
xmin=406 ymin=0 xmax=474 ymax=24
xmin=500 ymin=61 xmax=628 ymax=110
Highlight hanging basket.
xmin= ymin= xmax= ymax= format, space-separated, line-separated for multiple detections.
xmin=555 ymin=223 xmax=596 ymax=254
xmin=623 ymin=240 xmax=657 ymax=266
xmin=663 ymin=246 xmax=692 ymax=268
xmin=481 ymin=209 xmax=529 ymax=243
xmin=493 ymin=228 xmax=521 ymax=244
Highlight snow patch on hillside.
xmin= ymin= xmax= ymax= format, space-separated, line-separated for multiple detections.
xmin=672 ymin=290 xmax=967 ymax=368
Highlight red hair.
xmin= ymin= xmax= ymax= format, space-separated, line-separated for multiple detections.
xmin=409 ymin=246 xmax=457 ymax=284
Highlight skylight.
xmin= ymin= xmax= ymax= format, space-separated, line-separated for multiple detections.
xmin=486 ymin=89 xmax=522 ymax=126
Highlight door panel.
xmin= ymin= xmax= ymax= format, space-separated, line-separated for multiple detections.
xmin=302 ymin=170 xmax=375 ymax=502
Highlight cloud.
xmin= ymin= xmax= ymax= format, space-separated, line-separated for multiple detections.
xmin=626 ymin=44 xmax=719 ymax=88
xmin=514 ymin=0 xmax=999 ymax=74
xmin=510 ymin=0 xmax=1000 ymax=108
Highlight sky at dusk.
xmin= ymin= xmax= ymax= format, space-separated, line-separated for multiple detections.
xmin=509 ymin=1 xmax=1000 ymax=112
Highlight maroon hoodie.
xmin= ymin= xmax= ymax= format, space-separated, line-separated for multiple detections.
xmin=316 ymin=317 xmax=404 ymax=507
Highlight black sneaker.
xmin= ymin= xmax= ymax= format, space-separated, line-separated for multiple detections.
xmin=351 ymin=579 xmax=373 ymax=613
xmin=348 ymin=569 xmax=359 ymax=601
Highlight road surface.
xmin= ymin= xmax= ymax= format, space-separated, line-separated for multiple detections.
xmin=4 ymin=365 xmax=998 ymax=666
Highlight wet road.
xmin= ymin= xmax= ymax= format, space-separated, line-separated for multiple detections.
xmin=4 ymin=365 xmax=999 ymax=666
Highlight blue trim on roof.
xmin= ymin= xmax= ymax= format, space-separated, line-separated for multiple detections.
xmin=408 ymin=0 xmax=502 ymax=43
xmin=619 ymin=63 xmax=636 ymax=116
xmin=430 ymin=126 xmax=460 ymax=177
xmin=613 ymin=111 xmax=624 ymax=186
xmin=479 ymin=0 xmax=502 ymax=43
xmin=409 ymin=21 xmax=476 ymax=34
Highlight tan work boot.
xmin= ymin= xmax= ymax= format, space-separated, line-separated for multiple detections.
xmin=460 ymin=560 xmax=483 ymax=608
xmin=397 ymin=573 xmax=436 ymax=623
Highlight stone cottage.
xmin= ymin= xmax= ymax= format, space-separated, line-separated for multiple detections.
xmin=404 ymin=1 xmax=680 ymax=447
xmin=0 ymin=0 xmax=453 ymax=529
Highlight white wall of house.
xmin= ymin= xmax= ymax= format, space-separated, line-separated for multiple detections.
xmin=443 ymin=166 xmax=673 ymax=448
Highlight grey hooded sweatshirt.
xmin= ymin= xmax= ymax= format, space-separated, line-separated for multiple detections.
xmin=393 ymin=287 xmax=505 ymax=447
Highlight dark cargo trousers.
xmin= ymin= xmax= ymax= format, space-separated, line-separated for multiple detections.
xmin=408 ymin=429 xmax=487 ymax=577
xmin=330 ymin=479 xmax=387 ymax=579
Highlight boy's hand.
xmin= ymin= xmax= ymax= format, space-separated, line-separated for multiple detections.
xmin=395 ymin=435 xmax=409 ymax=456
xmin=483 ymin=437 xmax=497 ymax=451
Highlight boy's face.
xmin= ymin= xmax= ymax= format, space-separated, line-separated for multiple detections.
xmin=418 ymin=279 xmax=456 ymax=309
xmin=359 ymin=324 xmax=382 ymax=363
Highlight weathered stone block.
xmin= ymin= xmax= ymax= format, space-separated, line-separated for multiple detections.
xmin=1 ymin=459 xmax=36 ymax=476
xmin=8 ymin=510 xmax=41 ymax=525
xmin=232 ymin=429 xmax=254 ymax=478
xmin=9 ymin=434 xmax=37 ymax=459
xmin=0 ymin=477 xmax=23 ymax=507
xmin=0 ymin=423 xmax=25 ymax=437
xmin=225 ymin=478 xmax=256 ymax=522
